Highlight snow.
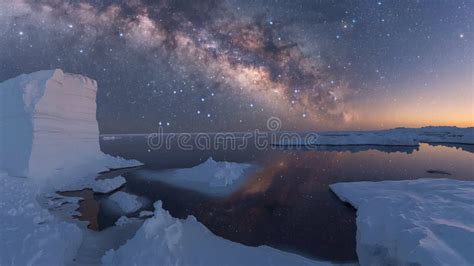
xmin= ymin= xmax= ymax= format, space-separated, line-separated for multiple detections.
xmin=0 ymin=69 xmax=142 ymax=180
xmin=102 ymin=201 xmax=329 ymax=266
xmin=109 ymin=191 xmax=143 ymax=213
xmin=330 ymin=178 xmax=474 ymax=266
xmin=0 ymin=171 xmax=83 ymax=265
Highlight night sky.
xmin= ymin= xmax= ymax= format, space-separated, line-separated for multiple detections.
xmin=0 ymin=0 xmax=472 ymax=133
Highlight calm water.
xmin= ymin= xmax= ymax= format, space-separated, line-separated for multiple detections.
xmin=83 ymin=138 xmax=474 ymax=263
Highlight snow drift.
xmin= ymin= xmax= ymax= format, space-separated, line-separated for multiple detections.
xmin=330 ymin=178 xmax=474 ymax=266
xmin=0 ymin=69 xmax=140 ymax=179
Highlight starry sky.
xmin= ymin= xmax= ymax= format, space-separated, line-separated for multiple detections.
xmin=0 ymin=0 xmax=472 ymax=133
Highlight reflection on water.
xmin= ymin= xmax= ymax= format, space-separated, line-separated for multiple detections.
xmin=99 ymin=140 xmax=474 ymax=262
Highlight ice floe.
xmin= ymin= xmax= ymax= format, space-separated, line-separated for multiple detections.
xmin=330 ymin=178 xmax=474 ymax=266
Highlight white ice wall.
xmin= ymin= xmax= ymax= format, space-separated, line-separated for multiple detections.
xmin=0 ymin=69 xmax=103 ymax=178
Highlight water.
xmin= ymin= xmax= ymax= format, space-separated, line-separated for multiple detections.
xmin=72 ymin=138 xmax=474 ymax=263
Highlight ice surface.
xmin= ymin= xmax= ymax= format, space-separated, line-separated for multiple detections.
xmin=90 ymin=176 xmax=127 ymax=193
xmin=61 ymin=175 xmax=126 ymax=194
xmin=0 ymin=171 xmax=83 ymax=265
xmin=0 ymin=69 xmax=142 ymax=180
xmin=109 ymin=191 xmax=143 ymax=213
xmin=330 ymin=178 xmax=474 ymax=266
xmin=102 ymin=201 xmax=329 ymax=266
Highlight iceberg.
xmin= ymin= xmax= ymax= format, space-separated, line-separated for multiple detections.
xmin=0 ymin=70 xmax=142 ymax=264
xmin=136 ymin=157 xmax=255 ymax=196
xmin=330 ymin=178 xmax=474 ymax=266
xmin=170 ymin=157 xmax=252 ymax=187
xmin=102 ymin=201 xmax=329 ymax=266
xmin=0 ymin=69 xmax=141 ymax=180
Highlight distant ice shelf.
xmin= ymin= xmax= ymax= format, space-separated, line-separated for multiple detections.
xmin=330 ymin=178 xmax=474 ymax=266
xmin=100 ymin=127 xmax=474 ymax=147
xmin=276 ymin=127 xmax=473 ymax=146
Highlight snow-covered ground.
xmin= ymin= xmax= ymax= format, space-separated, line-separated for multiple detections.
xmin=136 ymin=157 xmax=256 ymax=196
xmin=0 ymin=170 xmax=83 ymax=265
xmin=330 ymin=178 xmax=474 ymax=266
xmin=102 ymin=201 xmax=329 ymax=266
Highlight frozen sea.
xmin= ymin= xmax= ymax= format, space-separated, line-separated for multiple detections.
xmin=68 ymin=136 xmax=474 ymax=263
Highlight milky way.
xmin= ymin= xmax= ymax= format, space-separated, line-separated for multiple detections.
xmin=0 ymin=1 xmax=472 ymax=132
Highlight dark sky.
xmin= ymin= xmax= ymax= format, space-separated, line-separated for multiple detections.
xmin=0 ymin=0 xmax=472 ymax=133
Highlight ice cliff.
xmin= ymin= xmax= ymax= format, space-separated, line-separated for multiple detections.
xmin=0 ymin=69 xmax=139 ymax=179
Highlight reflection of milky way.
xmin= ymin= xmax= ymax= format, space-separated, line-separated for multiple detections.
xmin=4 ymin=0 xmax=352 ymax=128
xmin=209 ymin=151 xmax=358 ymax=261
xmin=126 ymin=150 xmax=360 ymax=261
